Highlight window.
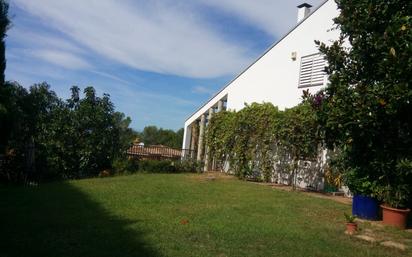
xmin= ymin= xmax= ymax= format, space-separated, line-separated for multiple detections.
xmin=298 ymin=53 xmax=327 ymax=88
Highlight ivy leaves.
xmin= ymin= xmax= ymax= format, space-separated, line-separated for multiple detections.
xmin=205 ymin=102 xmax=319 ymax=183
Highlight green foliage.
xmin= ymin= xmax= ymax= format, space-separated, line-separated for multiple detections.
xmin=112 ymin=157 xmax=140 ymax=174
xmin=0 ymin=0 xmax=9 ymax=86
xmin=344 ymin=213 xmax=356 ymax=223
xmin=376 ymin=159 xmax=412 ymax=208
xmin=0 ymin=82 xmax=56 ymax=181
xmin=174 ymin=159 xmax=203 ymax=173
xmin=0 ymin=0 xmax=10 ymax=151
xmin=205 ymin=110 xmax=237 ymax=172
xmin=305 ymin=0 xmax=412 ymax=208
xmin=206 ymin=103 xmax=281 ymax=180
xmin=138 ymin=126 xmax=184 ymax=149
xmin=0 ymin=82 xmax=134 ymax=182
xmin=136 ymin=159 xmax=202 ymax=173
xmin=206 ymin=102 xmax=319 ymax=183
xmin=278 ymin=103 xmax=319 ymax=160
xmin=324 ymin=151 xmax=344 ymax=189
xmin=343 ymin=168 xmax=378 ymax=197
xmin=278 ymin=103 xmax=320 ymax=189
xmin=137 ymin=160 xmax=176 ymax=173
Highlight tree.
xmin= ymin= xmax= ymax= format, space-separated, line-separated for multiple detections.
xmin=307 ymin=0 xmax=412 ymax=208
xmin=68 ymin=86 xmax=132 ymax=177
xmin=174 ymin=128 xmax=184 ymax=148
xmin=0 ymin=0 xmax=10 ymax=152
xmin=0 ymin=82 xmax=61 ymax=182
xmin=0 ymin=82 xmax=30 ymax=182
xmin=0 ymin=83 xmax=134 ymax=182
xmin=139 ymin=126 xmax=184 ymax=149
xmin=0 ymin=0 xmax=9 ymax=85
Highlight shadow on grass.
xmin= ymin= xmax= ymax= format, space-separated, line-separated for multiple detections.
xmin=0 ymin=182 xmax=161 ymax=257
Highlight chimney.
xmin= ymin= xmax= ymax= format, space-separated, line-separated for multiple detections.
xmin=297 ymin=3 xmax=312 ymax=23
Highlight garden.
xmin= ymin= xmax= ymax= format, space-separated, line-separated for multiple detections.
xmin=0 ymin=0 xmax=412 ymax=256
xmin=1 ymin=173 xmax=411 ymax=257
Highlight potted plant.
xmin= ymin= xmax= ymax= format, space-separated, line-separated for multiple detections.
xmin=344 ymin=169 xmax=379 ymax=220
xmin=344 ymin=213 xmax=357 ymax=235
xmin=378 ymin=159 xmax=411 ymax=229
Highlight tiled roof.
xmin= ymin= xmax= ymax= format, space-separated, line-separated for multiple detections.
xmin=127 ymin=144 xmax=182 ymax=158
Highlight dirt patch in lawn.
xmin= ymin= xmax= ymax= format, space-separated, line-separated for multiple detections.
xmin=253 ymin=182 xmax=352 ymax=205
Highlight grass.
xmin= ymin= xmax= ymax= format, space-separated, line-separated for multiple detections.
xmin=0 ymin=173 xmax=411 ymax=257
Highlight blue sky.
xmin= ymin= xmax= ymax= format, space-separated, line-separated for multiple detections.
xmin=5 ymin=0 xmax=324 ymax=131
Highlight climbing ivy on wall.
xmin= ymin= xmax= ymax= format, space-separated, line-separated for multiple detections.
xmin=206 ymin=102 xmax=320 ymax=184
xmin=205 ymin=110 xmax=236 ymax=170
xmin=278 ymin=102 xmax=320 ymax=188
xmin=234 ymin=103 xmax=281 ymax=181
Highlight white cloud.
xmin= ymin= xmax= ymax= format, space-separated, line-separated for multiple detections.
xmin=11 ymin=0 xmax=326 ymax=79
xmin=7 ymin=26 xmax=91 ymax=70
xmin=89 ymin=70 xmax=132 ymax=86
xmin=8 ymin=27 xmax=84 ymax=54
xmin=13 ymin=0 xmax=254 ymax=78
xmin=191 ymin=85 xmax=214 ymax=95
xmin=116 ymin=85 xmax=196 ymax=107
xmin=30 ymin=49 xmax=91 ymax=70
xmin=196 ymin=0 xmax=326 ymax=37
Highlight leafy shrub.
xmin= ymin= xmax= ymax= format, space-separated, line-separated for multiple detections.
xmin=135 ymin=159 xmax=202 ymax=173
xmin=112 ymin=157 xmax=139 ymax=174
xmin=375 ymin=159 xmax=412 ymax=209
xmin=175 ymin=159 xmax=203 ymax=173
xmin=138 ymin=160 xmax=176 ymax=173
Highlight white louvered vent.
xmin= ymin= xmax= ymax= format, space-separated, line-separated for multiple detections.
xmin=298 ymin=53 xmax=327 ymax=88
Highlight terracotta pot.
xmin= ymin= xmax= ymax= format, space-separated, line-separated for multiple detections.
xmin=381 ymin=204 xmax=410 ymax=229
xmin=346 ymin=222 xmax=357 ymax=235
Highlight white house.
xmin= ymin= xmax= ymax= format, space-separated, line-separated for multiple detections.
xmin=182 ymin=0 xmax=340 ymax=183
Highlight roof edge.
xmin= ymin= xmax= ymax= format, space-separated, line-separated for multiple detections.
xmin=185 ymin=0 xmax=330 ymax=123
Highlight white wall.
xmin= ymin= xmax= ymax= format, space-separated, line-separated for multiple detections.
xmin=183 ymin=0 xmax=339 ymax=150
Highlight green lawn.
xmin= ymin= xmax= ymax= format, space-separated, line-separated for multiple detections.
xmin=1 ymin=173 xmax=411 ymax=257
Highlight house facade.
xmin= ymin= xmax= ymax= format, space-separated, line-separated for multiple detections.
xmin=182 ymin=0 xmax=340 ymax=187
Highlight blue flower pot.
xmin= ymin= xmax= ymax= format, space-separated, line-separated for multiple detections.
xmin=352 ymin=195 xmax=379 ymax=220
